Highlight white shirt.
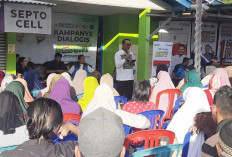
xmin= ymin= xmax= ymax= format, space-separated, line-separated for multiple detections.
xmin=115 ymin=49 xmax=135 ymax=81
xmin=0 ymin=125 xmax=29 ymax=147
xmin=68 ymin=64 xmax=95 ymax=75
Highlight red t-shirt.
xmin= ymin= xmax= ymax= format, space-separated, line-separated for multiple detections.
xmin=122 ymin=101 xmax=155 ymax=114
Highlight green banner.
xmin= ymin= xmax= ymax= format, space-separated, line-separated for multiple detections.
xmin=221 ymin=0 xmax=232 ymax=4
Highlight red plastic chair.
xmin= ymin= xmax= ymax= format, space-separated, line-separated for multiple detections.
xmin=63 ymin=113 xmax=82 ymax=123
xmin=124 ymin=130 xmax=175 ymax=156
xmin=155 ymin=89 xmax=181 ymax=124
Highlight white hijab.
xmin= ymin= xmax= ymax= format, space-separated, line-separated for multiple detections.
xmin=61 ymin=72 xmax=72 ymax=85
xmin=82 ymin=83 xmax=150 ymax=129
xmin=0 ymin=75 xmax=14 ymax=92
xmin=167 ymin=87 xmax=211 ymax=143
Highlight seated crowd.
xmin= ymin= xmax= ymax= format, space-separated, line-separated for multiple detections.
xmin=0 ymin=53 xmax=232 ymax=157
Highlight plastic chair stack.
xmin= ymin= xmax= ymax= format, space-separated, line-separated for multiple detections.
xmin=124 ymin=130 xmax=175 ymax=157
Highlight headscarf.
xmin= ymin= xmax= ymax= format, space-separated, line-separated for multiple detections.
xmin=214 ymin=68 xmax=231 ymax=86
xmin=43 ymin=74 xmax=63 ymax=98
xmin=208 ymin=74 xmax=227 ymax=97
xmin=100 ymin=73 xmax=119 ymax=96
xmin=25 ymin=70 xmax=43 ymax=91
xmin=181 ymin=71 xmax=203 ymax=93
xmin=61 ymin=72 xmax=72 ymax=85
xmin=78 ymin=76 xmax=99 ymax=111
xmin=0 ymin=74 xmax=14 ymax=92
xmin=150 ymin=71 xmax=175 ymax=112
xmin=0 ymin=70 xmax=5 ymax=86
xmin=0 ymin=91 xmax=24 ymax=134
xmin=71 ymin=69 xmax=87 ymax=98
xmin=15 ymin=78 xmax=34 ymax=103
xmin=48 ymin=78 xmax=81 ymax=114
xmin=6 ymin=81 xmax=28 ymax=114
xmin=36 ymin=73 xmax=56 ymax=98
xmin=82 ymin=83 xmax=150 ymax=129
xmin=225 ymin=66 xmax=232 ymax=78
xmin=167 ymin=87 xmax=211 ymax=143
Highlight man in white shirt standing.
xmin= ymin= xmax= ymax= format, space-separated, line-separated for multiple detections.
xmin=115 ymin=39 xmax=135 ymax=100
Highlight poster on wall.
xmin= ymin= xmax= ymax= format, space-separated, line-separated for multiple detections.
xmin=158 ymin=21 xmax=191 ymax=73
xmin=151 ymin=41 xmax=173 ymax=77
xmin=191 ymin=22 xmax=217 ymax=56
xmin=4 ymin=3 xmax=52 ymax=34
xmin=218 ymin=23 xmax=232 ymax=60
xmin=16 ymin=13 xmax=98 ymax=69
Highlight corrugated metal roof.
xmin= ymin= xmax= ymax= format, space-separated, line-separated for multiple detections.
xmin=0 ymin=0 xmax=56 ymax=6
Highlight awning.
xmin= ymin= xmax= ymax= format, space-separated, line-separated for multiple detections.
xmin=0 ymin=0 xmax=56 ymax=6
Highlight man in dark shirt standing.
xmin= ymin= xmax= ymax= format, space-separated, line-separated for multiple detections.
xmin=202 ymin=86 xmax=232 ymax=157
xmin=46 ymin=53 xmax=67 ymax=75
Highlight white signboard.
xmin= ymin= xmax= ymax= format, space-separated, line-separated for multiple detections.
xmin=191 ymin=22 xmax=217 ymax=56
xmin=158 ymin=21 xmax=191 ymax=73
xmin=16 ymin=13 xmax=98 ymax=69
xmin=218 ymin=23 xmax=232 ymax=60
xmin=4 ymin=3 xmax=51 ymax=34
xmin=151 ymin=41 xmax=173 ymax=76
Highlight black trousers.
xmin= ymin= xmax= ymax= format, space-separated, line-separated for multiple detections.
xmin=116 ymin=80 xmax=134 ymax=100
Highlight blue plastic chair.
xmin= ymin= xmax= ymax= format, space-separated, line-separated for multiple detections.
xmin=114 ymin=96 xmax=128 ymax=109
xmin=0 ymin=145 xmax=18 ymax=154
xmin=52 ymin=133 xmax=78 ymax=145
xmin=139 ymin=110 xmax=165 ymax=130
xmin=130 ymin=144 xmax=183 ymax=157
xmin=123 ymin=124 xmax=134 ymax=136
xmin=182 ymin=132 xmax=192 ymax=157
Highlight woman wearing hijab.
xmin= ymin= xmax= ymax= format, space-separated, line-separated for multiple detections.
xmin=214 ymin=68 xmax=231 ymax=86
xmin=6 ymin=81 xmax=28 ymax=114
xmin=15 ymin=78 xmax=34 ymax=105
xmin=78 ymin=76 xmax=99 ymax=111
xmin=0 ymin=91 xmax=29 ymax=152
xmin=1 ymin=98 xmax=78 ymax=156
xmin=0 ymin=70 xmax=5 ymax=86
xmin=167 ymin=87 xmax=211 ymax=156
xmin=61 ymin=72 xmax=72 ymax=85
xmin=225 ymin=66 xmax=232 ymax=85
xmin=100 ymin=73 xmax=119 ymax=96
xmin=36 ymin=73 xmax=56 ymax=98
xmin=70 ymin=69 xmax=87 ymax=101
xmin=25 ymin=70 xmax=43 ymax=91
xmin=181 ymin=71 xmax=203 ymax=94
xmin=48 ymin=78 xmax=81 ymax=115
xmin=82 ymin=83 xmax=150 ymax=129
xmin=150 ymin=71 xmax=175 ymax=113
xmin=0 ymin=75 xmax=14 ymax=93
xmin=43 ymin=74 xmax=63 ymax=98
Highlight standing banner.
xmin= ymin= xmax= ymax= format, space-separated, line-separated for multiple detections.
xmin=158 ymin=21 xmax=191 ymax=73
xmin=4 ymin=3 xmax=52 ymax=34
xmin=218 ymin=23 xmax=232 ymax=60
xmin=191 ymin=22 xmax=217 ymax=56
xmin=151 ymin=41 xmax=173 ymax=76
xmin=16 ymin=13 xmax=98 ymax=69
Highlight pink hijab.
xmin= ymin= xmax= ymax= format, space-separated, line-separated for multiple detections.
xmin=214 ymin=68 xmax=231 ymax=87
xmin=150 ymin=71 xmax=175 ymax=112
xmin=208 ymin=74 xmax=227 ymax=97
xmin=36 ymin=73 xmax=56 ymax=98
xmin=71 ymin=69 xmax=87 ymax=98
xmin=15 ymin=78 xmax=34 ymax=103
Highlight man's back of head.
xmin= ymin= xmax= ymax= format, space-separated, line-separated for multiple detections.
xmin=212 ymin=86 xmax=232 ymax=124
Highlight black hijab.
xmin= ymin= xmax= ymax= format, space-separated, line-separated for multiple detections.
xmin=0 ymin=91 xmax=25 ymax=134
